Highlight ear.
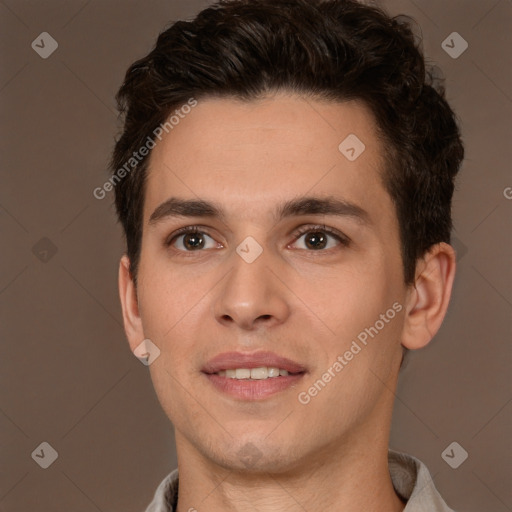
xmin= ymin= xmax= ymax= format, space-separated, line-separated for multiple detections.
xmin=118 ymin=254 xmax=145 ymax=352
xmin=401 ymin=242 xmax=456 ymax=350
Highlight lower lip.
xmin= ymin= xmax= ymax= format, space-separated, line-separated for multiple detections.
xmin=204 ymin=373 xmax=304 ymax=400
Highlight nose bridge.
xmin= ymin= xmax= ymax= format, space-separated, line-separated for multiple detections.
xmin=211 ymin=240 xmax=290 ymax=329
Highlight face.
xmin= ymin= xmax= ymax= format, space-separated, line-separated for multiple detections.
xmin=128 ymin=94 xmax=409 ymax=473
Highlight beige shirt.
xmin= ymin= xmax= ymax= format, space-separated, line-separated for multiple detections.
xmin=144 ymin=450 xmax=456 ymax=511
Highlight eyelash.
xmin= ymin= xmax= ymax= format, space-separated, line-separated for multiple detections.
xmin=165 ymin=224 xmax=351 ymax=252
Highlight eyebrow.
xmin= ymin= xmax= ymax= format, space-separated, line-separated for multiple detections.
xmin=148 ymin=196 xmax=370 ymax=226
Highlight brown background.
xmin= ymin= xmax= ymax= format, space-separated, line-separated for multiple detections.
xmin=0 ymin=0 xmax=510 ymax=511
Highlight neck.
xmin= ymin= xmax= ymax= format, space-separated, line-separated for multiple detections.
xmin=174 ymin=412 xmax=405 ymax=512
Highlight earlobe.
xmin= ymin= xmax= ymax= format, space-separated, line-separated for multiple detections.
xmin=118 ymin=255 xmax=145 ymax=352
xmin=401 ymin=242 xmax=456 ymax=350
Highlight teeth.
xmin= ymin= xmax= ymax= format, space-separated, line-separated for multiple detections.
xmin=267 ymin=367 xmax=280 ymax=377
xmin=250 ymin=367 xmax=268 ymax=379
xmin=216 ymin=366 xmax=292 ymax=380
xmin=235 ymin=368 xmax=251 ymax=379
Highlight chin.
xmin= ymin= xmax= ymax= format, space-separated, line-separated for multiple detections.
xmin=204 ymin=439 xmax=305 ymax=475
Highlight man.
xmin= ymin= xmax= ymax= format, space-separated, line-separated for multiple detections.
xmin=111 ymin=0 xmax=464 ymax=510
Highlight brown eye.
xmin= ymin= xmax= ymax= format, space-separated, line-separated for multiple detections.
xmin=304 ymin=231 xmax=328 ymax=250
xmin=167 ymin=228 xmax=218 ymax=251
xmin=181 ymin=232 xmax=206 ymax=250
xmin=291 ymin=226 xmax=349 ymax=251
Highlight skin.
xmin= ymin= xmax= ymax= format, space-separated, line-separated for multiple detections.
xmin=119 ymin=93 xmax=456 ymax=512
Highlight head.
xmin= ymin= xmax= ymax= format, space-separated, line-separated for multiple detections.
xmin=114 ymin=0 xmax=463 ymax=473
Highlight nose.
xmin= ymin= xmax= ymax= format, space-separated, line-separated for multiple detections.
xmin=211 ymin=248 xmax=291 ymax=332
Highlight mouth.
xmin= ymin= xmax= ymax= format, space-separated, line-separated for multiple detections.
xmin=215 ymin=367 xmax=297 ymax=380
xmin=202 ymin=351 xmax=307 ymax=400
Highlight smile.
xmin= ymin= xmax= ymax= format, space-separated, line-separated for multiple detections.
xmin=202 ymin=351 xmax=307 ymax=400
xmin=216 ymin=367 xmax=291 ymax=379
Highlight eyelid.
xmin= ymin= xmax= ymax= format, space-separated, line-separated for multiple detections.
xmin=290 ymin=224 xmax=351 ymax=247
xmin=164 ymin=225 xmax=221 ymax=248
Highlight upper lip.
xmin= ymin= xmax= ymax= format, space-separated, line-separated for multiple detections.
xmin=202 ymin=351 xmax=306 ymax=374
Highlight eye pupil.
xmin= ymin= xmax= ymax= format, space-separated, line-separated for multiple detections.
xmin=184 ymin=233 xmax=205 ymax=250
xmin=305 ymin=232 xmax=327 ymax=250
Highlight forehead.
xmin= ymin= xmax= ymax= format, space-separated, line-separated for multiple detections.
xmin=144 ymin=93 xmax=392 ymax=225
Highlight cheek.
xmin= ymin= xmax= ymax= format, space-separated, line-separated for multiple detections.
xmin=137 ymin=258 xmax=219 ymax=382
xmin=295 ymin=274 xmax=404 ymax=430
xmin=294 ymin=255 xmax=401 ymax=341
xmin=137 ymin=258 xmax=205 ymax=338
xmin=138 ymin=266 xmax=211 ymax=422
xmin=295 ymin=254 xmax=405 ymax=406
